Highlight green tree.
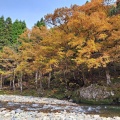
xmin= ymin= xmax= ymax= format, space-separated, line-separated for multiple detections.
xmin=12 ymin=19 xmax=26 ymax=48
xmin=34 ymin=18 xmax=45 ymax=28
xmin=5 ymin=17 xmax=13 ymax=46
xmin=0 ymin=16 xmax=5 ymax=50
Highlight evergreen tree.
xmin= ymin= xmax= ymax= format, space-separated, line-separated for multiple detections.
xmin=85 ymin=1 xmax=89 ymax=4
xmin=5 ymin=17 xmax=12 ymax=46
xmin=34 ymin=18 xmax=45 ymax=28
xmin=0 ymin=16 xmax=5 ymax=50
xmin=0 ymin=16 xmax=26 ymax=50
xmin=12 ymin=19 xmax=26 ymax=47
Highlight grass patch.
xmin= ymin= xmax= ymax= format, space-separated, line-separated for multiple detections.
xmin=79 ymin=98 xmax=113 ymax=105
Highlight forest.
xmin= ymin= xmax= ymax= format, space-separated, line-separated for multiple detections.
xmin=0 ymin=0 xmax=120 ymax=102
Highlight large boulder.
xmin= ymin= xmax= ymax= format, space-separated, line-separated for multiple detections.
xmin=79 ymin=84 xmax=114 ymax=101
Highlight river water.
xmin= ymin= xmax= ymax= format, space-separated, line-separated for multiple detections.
xmin=0 ymin=101 xmax=120 ymax=117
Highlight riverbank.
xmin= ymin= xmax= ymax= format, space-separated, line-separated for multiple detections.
xmin=0 ymin=110 xmax=120 ymax=120
xmin=0 ymin=95 xmax=76 ymax=105
xmin=0 ymin=95 xmax=120 ymax=120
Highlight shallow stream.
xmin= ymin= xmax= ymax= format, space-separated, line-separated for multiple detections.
xmin=0 ymin=101 xmax=119 ymax=117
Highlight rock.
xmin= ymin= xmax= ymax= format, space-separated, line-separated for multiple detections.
xmin=4 ymin=112 xmax=11 ymax=117
xmin=0 ymin=95 xmax=120 ymax=120
xmin=15 ymin=108 xmax=23 ymax=113
xmin=79 ymin=84 xmax=114 ymax=101
xmin=0 ymin=108 xmax=6 ymax=111
xmin=93 ymin=115 xmax=100 ymax=118
xmin=113 ymin=116 xmax=120 ymax=120
xmin=15 ymin=113 xmax=20 ymax=117
xmin=32 ymin=103 xmax=39 ymax=107
xmin=11 ymin=110 xmax=15 ymax=114
xmin=69 ymin=99 xmax=73 ymax=102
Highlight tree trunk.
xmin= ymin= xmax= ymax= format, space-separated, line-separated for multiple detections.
xmin=20 ymin=72 xmax=23 ymax=93
xmin=73 ymin=72 xmax=76 ymax=80
xmin=17 ymin=78 xmax=20 ymax=88
xmin=81 ymin=70 xmax=86 ymax=86
xmin=2 ymin=77 xmax=4 ymax=88
xmin=63 ymin=69 xmax=68 ymax=89
xmin=10 ymin=80 xmax=12 ymax=89
xmin=0 ymin=74 xmax=2 ymax=89
xmin=105 ymin=68 xmax=111 ymax=85
xmin=35 ymin=71 xmax=38 ymax=90
xmin=48 ymin=72 xmax=51 ymax=89
xmin=113 ymin=64 xmax=117 ymax=79
xmin=48 ymin=65 xmax=52 ymax=89
xmin=38 ymin=71 xmax=43 ymax=89
xmin=13 ymin=70 xmax=16 ymax=91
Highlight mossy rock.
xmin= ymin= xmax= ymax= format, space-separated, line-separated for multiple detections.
xmin=79 ymin=84 xmax=113 ymax=101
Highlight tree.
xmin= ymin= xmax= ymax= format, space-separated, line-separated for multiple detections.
xmin=12 ymin=19 xmax=26 ymax=49
xmin=0 ymin=16 xmax=5 ymax=50
xmin=0 ymin=46 xmax=19 ymax=90
xmin=0 ymin=0 xmax=119 ymax=94
xmin=104 ymin=0 xmax=115 ymax=5
xmin=34 ymin=18 xmax=45 ymax=28
xmin=72 ymin=1 xmax=113 ymax=85
xmin=18 ymin=26 xmax=49 ymax=90
xmin=5 ymin=17 xmax=13 ymax=46
xmin=45 ymin=6 xmax=75 ymax=32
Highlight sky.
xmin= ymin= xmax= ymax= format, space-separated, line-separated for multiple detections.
xmin=0 ymin=0 xmax=87 ymax=28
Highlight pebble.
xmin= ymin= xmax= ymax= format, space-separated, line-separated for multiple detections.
xmin=0 ymin=111 xmax=120 ymax=120
xmin=0 ymin=95 xmax=120 ymax=120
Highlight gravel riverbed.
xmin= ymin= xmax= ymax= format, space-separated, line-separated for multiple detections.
xmin=0 ymin=95 xmax=120 ymax=120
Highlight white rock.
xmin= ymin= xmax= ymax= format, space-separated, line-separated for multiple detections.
xmin=11 ymin=110 xmax=15 ymax=114
xmin=0 ymin=108 xmax=6 ymax=111
xmin=93 ymin=115 xmax=100 ymax=118
xmin=0 ymin=95 xmax=120 ymax=120
xmin=4 ymin=113 xmax=11 ymax=117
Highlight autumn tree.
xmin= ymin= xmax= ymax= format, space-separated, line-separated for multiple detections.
xmin=72 ymin=0 xmax=113 ymax=85
xmin=18 ymin=26 xmax=51 ymax=90
xmin=0 ymin=46 xmax=19 ymax=90
xmin=45 ymin=0 xmax=120 ymax=86
xmin=0 ymin=0 xmax=119 ymax=94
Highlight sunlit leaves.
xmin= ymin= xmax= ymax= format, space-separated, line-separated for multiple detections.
xmin=0 ymin=0 xmax=120 ymax=88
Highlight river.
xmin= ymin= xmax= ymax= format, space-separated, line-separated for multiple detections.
xmin=0 ymin=101 xmax=120 ymax=117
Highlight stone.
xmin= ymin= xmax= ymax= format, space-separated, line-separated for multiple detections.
xmin=0 ymin=108 xmax=6 ymax=111
xmin=15 ymin=108 xmax=23 ymax=113
xmin=4 ymin=113 xmax=10 ymax=117
xmin=11 ymin=110 xmax=15 ymax=114
xmin=79 ymin=84 xmax=114 ymax=100
xmin=93 ymin=115 xmax=100 ymax=118
xmin=0 ymin=95 xmax=120 ymax=120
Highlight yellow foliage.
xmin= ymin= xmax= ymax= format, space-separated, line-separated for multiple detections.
xmin=98 ymin=33 xmax=108 ymax=40
xmin=49 ymin=59 xmax=58 ymax=65
xmin=66 ymin=50 xmax=74 ymax=57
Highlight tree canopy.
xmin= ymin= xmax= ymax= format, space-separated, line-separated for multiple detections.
xmin=0 ymin=0 xmax=120 ymax=96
